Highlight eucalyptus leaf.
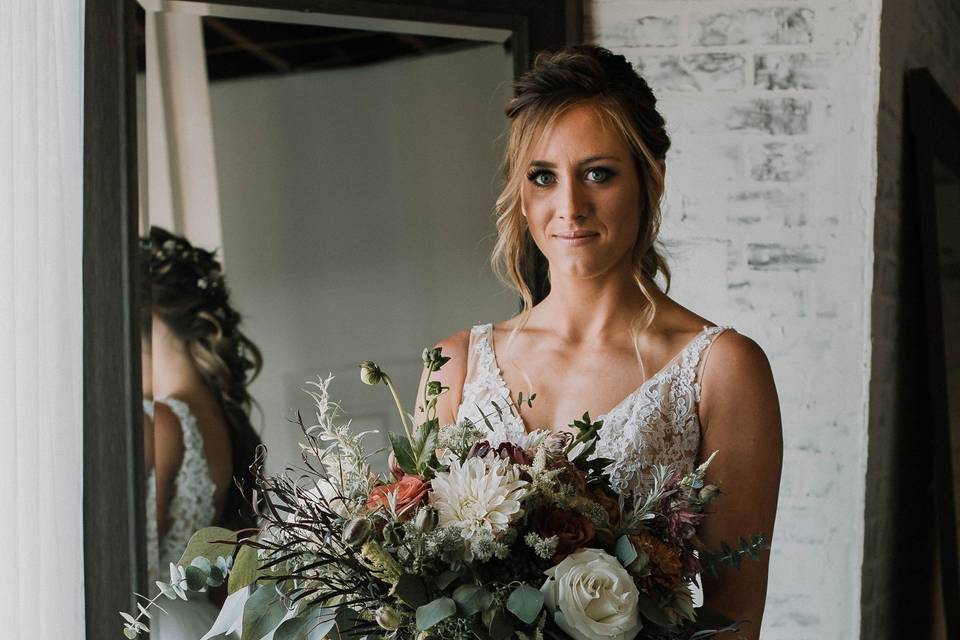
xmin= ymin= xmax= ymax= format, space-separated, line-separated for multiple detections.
xmin=436 ymin=570 xmax=461 ymax=591
xmin=184 ymin=565 xmax=208 ymax=591
xmin=274 ymin=606 xmax=339 ymax=640
xmin=488 ymin=607 xmax=514 ymax=640
xmin=177 ymin=527 xmax=239 ymax=567
xmin=228 ymin=545 xmax=260 ymax=595
xmin=505 ymin=585 xmax=543 ymax=624
xmin=241 ymin=585 xmax=287 ymax=640
xmin=614 ymin=535 xmax=638 ymax=567
xmin=394 ymin=574 xmax=429 ymax=607
xmin=206 ymin=565 xmax=225 ymax=588
xmin=452 ymin=584 xmax=486 ymax=616
xmin=416 ymin=597 xmax=456 ymax=630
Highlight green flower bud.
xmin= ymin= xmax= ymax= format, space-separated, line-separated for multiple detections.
xmin=342 ymin=517 xmax=373 ymax=548
xmin=414 ymin=507 xmax=438 ymax=533
xmin=421 ymin=347 xmax=450 ymax=372
xmin=375 ymin=606 xmax=402 ymax=630
xmin=359 ymin=361 xmax=385 ymax=385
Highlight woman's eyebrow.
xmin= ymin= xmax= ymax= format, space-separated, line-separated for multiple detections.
xmin=528 ymin=154 xmax=622 ymax=168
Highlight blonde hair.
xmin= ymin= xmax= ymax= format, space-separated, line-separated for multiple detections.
xmin=490 ymin=46 xmax=672 ymax=376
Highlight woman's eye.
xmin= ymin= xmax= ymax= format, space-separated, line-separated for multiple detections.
xmin=528 ymin=170 xmax=556 ymax=187
xmin=586 ymin=167 xmax=613 ymax=182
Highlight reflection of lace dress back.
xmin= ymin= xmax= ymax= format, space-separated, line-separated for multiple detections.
xmin=143 ymin=396 xmax=221 ymax=639
xmin=144 ymin=397 xmax=218 ymax=575
xmin=455 ymin=323 xmax=734 ymax=495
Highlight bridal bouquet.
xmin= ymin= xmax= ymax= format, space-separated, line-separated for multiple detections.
xmin=122 ymin=348 xmax=767 ymax=640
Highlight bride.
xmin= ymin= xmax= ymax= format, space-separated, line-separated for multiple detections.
xmin=140 ymin=226 xmax=264 ymax=639
xmin=415 ymin=46 xmax=782 ymax=639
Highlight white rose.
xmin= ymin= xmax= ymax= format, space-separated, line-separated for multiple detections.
xmin=540 ymin=548 xmax=643 ymax=640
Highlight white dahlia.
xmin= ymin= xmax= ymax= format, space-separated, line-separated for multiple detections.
xmin=428 ymin=455 xmax=528 ymax=543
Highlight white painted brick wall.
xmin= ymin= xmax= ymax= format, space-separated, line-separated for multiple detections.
xmin=585 ymin=1 xmax=882 ymax=638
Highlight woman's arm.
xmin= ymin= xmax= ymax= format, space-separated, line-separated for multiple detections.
xmin=696 ymin=332 xmax=783 ymax=640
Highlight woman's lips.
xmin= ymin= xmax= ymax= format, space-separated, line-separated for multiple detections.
xmin=553 ymin=231 xmax=599 ymax=246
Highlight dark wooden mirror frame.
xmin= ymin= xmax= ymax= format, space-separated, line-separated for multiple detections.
xmin=906 ymin=67 xmax=960 ymax=638
xmin=82 ymin=0 xmax=580 ymax=635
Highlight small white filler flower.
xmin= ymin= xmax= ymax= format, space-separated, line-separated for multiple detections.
xmin=540 ymin=548 xmax=643 ymax=640
xmin=428 ymin=455 xmax=527 ymax=543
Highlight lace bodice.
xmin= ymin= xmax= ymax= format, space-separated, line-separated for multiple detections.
xmin=455 ymin=323 xmax=734 ymax=495
xmin=144 ymin=397 xmax=218 ymax=581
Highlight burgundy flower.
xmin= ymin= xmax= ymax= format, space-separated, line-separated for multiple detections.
xmin=530 ymin=508 xmax=595 ymax=562
xmin=494 ymin=442 xmax=532 ymax=466
xmin=466 ymin=440 xmax=492 ymax=459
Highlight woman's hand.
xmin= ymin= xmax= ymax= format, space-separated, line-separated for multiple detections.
xmin=696 ymin=331 xmax=783 ymax=640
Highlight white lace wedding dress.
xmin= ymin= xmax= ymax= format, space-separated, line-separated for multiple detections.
xmin=455 ymin=322 xmax=735 ymax=605
xmin=144 ymin=396 xmax=223 ymax=639
xmin=455 ymin=323 xmax=733 ymax=494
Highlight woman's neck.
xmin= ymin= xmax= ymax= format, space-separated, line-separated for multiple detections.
xmin=150 ymin=322 xmax=207 ymax=400
xmin=531 ymin=264 xmax=662 ymax=343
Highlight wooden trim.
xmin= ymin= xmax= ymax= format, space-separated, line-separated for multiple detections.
xmin=906 ymin=66 xmax=960 ymax=638
xmin=83 ymin=0 xmax=148 ymax=636
xmin=83 ymin=0 xmax=579 ymax=634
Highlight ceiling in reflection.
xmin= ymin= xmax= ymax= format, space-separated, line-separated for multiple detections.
xmin=134 ymin=8 xmax=502 ymax=81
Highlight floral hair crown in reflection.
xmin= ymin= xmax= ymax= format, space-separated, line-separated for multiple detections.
xmin=140 ymin=228 xmax=233 ymax=317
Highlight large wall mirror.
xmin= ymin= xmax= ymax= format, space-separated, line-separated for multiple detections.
xmin=83 ymin=0 xmax=581 ymax=635
xmin=907 ymin=67 xmax=960 ymax=639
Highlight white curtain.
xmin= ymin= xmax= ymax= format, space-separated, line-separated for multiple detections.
xmin=0 ymin=0 xmax=86 ymax=637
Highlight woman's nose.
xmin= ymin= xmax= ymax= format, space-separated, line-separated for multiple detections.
xmin=556 ymin=177 xmax=589 ymax=221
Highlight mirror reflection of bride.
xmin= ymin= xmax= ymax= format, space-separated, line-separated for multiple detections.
xmin=139 ymin=226 xmax=263 ymax=638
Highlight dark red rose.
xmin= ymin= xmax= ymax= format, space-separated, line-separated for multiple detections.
xmin=531 ymin=508 xmax=595 ymax=561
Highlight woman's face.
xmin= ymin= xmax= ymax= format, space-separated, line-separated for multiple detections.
xmin=520 ymin=102 xmax=644 ymax=281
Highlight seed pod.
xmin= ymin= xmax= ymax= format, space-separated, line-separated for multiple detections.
xmin=341 ymin=517 xmax=373 ymax=548
xmin=699 ymin=484 xmax=720 ymax=503
xmin=375 ymin=606 xmax=401 ymax=630
xmin=415 ymin=507 xmax=438 ymax=533
xmin=359 ymin=361 xmax=384 ymax=385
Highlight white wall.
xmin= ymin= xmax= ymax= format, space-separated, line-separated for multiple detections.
xmin=208 ymin=44 xmax=517 ymax=474
xmin=586 ymin=1 xmax=882 ymax=637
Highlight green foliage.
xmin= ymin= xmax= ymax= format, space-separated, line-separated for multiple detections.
xmin=389 ymin=431 xmax=418 ymax=475
xmin=452 ymin=584 xmax=489 ymax=616
xmin=506 ymin=585 xmax=544 ymax=624
xmin=636 ymin=593 xmax=669 ymax=628
xmin=228 ymin=545 xmax=260 ymax=594
xmin=328 ymin=608 xmax=366 ymax=640
xmin=394 ymin=574 xmax=429 ymax=608
xmin=241 ymin=585 xmax=287 ymax=640
xmin=416 ymin=597 xmax=457 ymax=630
xmin=273 ymin=606 xmax=338 ymax=640
xmin=701 ymin=533 xmax=769 ymax=578
xmin=614 ymin=535 xmax=638 ymax=567
xmin=177 ymin=527 xmax=238 ymax=567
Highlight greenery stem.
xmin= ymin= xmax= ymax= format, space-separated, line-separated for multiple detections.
xmin=382 ymin=373 xmax=414 ymax=446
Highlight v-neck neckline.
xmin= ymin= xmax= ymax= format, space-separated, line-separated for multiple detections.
xmin=485 ymin=323 xmax=717 ymax=433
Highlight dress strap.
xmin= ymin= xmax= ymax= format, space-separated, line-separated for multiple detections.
xmin=692 ymin=325 xmax=736 ymax=387
xmin=461 ymin=324 xmax=493 ymax=388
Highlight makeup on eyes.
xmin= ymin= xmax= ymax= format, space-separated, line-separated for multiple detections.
xmin=525 ymin=166 xmax=617 ymax=187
